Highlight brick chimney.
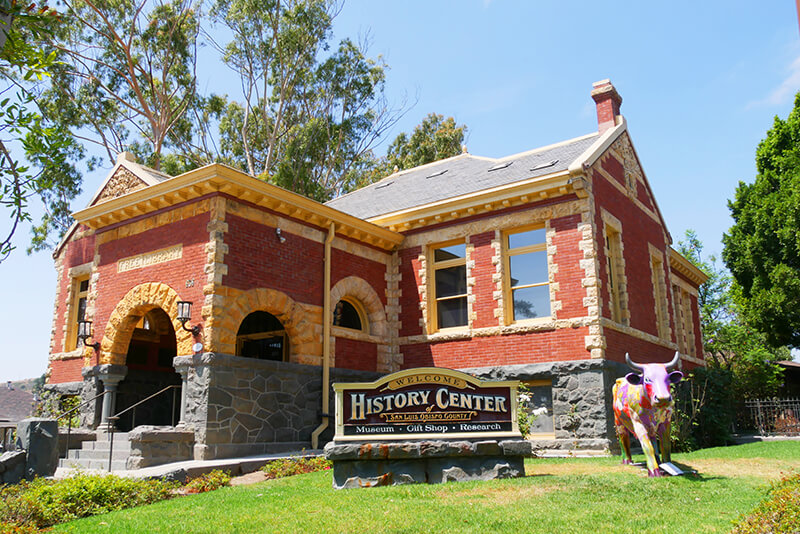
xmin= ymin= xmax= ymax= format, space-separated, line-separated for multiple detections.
xmin=591 ymin=79 xmax=622 ymax=133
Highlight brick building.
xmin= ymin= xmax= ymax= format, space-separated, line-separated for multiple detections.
xmin=47 ymin=80 xmax=706 ymax=464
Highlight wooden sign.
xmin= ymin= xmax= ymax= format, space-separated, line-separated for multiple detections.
xmin=333 ymin=368 xmax=521 ymax=441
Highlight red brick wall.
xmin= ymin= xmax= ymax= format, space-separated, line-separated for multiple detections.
xmin=551 ymin=214 xmax=585 ymax=318
xmin=331 ymin=247 xmax=388 ymax=306
xmin=92 ymin=212 xmax=209 ymax=348
xmin=401 ymin=327 xmax=591 ymax=369
xmin=605 ymin=328 xmax=701 ymax=370
xmin=593 ymin=160 xmax=670 ymax=338
xmin=224 ymin=214 xmax=324 ymax=306
xmin=470 ymin=232 xmax=496 ymax=328
xmin=398 ymin=246 xmax=424 ymax=337
xmin=49 ymin=357 xmax=84 ymax=383
xmin=334 ymin=337 xmax=378 ymax=372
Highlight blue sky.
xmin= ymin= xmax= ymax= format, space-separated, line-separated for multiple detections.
xmin=3 ymin=1 xmax=799 ymax=380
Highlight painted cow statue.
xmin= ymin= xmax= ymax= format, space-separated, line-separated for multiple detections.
xmin=612 ymin=352 xmax=683 ymax=477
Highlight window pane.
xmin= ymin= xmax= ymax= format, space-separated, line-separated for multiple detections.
xmin=79 ymin=279 xmax=89 ymax=292
xmin=334 ymin=300 xmax=362 ymax=331
xmin=509 ymin=250 xmax=548 ymax=287
xmin=434 ymin=244 xmax=465 ymax=262
xmin=438 ymin=297 xmax=468 ymax=328
xmin=435 ymin=265 xmax=466 ymax=298
xmin=241 ymin=336 xmax=284 ymax=361
xmin=512 ymin=285 xmax=550 ymax=320
xmin=526 ymin=384 xmax=554 ymax=434
xmin=77 ymin=297 xmax=87 ymax=322
xmin=508 ymin=228 xmax=545 ymax=249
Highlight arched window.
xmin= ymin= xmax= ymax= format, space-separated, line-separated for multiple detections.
xmin=236 ymin=311 xmax=289 ymax=362
xmin=333 ymin=299 xmax=366 ymax=332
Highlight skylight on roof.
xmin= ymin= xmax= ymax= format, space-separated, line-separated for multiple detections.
xmin=488 ymin=161 xmax=513 ymax=172
xmin=425 ymin=169 xmax=448 ymax=179
xmin=531 ymin=159 xmax=558 ymax=171
xmin=375 ymin=181 xmax=394 ymax=189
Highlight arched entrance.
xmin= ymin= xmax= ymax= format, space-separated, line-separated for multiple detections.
xmin=114 ymin=308 xmax=181 ymax=431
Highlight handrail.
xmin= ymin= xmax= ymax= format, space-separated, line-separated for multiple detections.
xmin=105 ymin=384 xmax=181 ymax=472
xmin=52 ymin=390 xmax=110 ymax=458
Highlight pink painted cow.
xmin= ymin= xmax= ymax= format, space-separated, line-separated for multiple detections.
xmin=612 ymin=352 xmax=683 ymax=477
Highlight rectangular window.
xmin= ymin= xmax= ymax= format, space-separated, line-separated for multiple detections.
xmin=681 ymin=290 xmax=696 ymax=357
xmin=672 ymin=284 xmax=686 ymax=353
xmin=651 ymin=254 xmax=669 ymax=339
xmin=432 ymin=241 xmax=468 ymax=330
xmin=604 ymin=225 xmax=623 ymax=323
xmin=505 ymin=227 xmax=550 ymax=322
xmin=66 ymin=276 xmax=90 ymax=351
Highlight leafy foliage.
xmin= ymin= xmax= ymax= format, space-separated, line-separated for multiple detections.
xmin=0 ymin=1 xmax=80 ymax=261
xmin=33 ymin=390 xmax=79 ymax=428
xmin=731 ymin=472 xmax=800 ymax=534
xmin=259 ymin=455 xmax=331 ymax=479
xmin=184 ymin=469 xmax=231 ymax=493
xmin=671 ymin=366 xmax=735 ymax=451
xmin=356 ymin=112 xmax=467 ymax=186
xmin=678 ymin=230 xmax=787 ymax=401
xmin=0 ymin=473 xmax=176 ymax=530
xmin=723 ymin=92 xmax=800 ymax=348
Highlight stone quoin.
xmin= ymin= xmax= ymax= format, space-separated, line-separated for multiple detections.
xmin=45 ymin=79 xmax=707 ymax=467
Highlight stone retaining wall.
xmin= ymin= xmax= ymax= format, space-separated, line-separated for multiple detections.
xmin=175 ymin=353 xmax=381 ymax=460
xmin=465 ymin=359 xmax=628 ymax=452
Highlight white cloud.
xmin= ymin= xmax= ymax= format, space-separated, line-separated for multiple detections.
xmin=749 ymin=55 xmax=800 ymax=108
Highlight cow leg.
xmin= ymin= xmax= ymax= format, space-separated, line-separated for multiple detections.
xmin=659 ymin=420 xmax=672 ymax=464
xmin=632 ymin=421 xmax=662 ymax=477
xmin=617 ymin=428 xmax=633 ymax=465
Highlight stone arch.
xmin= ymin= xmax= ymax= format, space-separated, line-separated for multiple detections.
xmin=330 ymin=276 xmax=387 ymax=339
xmin=99 ymin=282 xmax=193 ymax=365
xmin=215 ymin=288 xmax=322 ymax=365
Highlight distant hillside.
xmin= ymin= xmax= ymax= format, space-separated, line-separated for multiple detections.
xmin=7 ymin=378 xmax=40 ymax=392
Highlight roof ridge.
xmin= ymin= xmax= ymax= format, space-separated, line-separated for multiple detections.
xmin=498 ymin=131 xmax=599 ymax=162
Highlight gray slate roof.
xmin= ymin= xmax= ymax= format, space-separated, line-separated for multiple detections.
xmin=326 ymin=133 xmax=599 ymax=220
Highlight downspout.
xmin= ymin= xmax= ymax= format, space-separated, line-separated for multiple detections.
xmin=311 ymin=222 xmax=335 ymax=449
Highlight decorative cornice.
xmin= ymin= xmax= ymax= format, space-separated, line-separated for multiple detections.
xmin=669 ymin=248 xmax=709 ymax=286
xmin=368 ymin=170 xmax=588 ymax=233
xmin=71 ymin=163 xmax=404 ymax=252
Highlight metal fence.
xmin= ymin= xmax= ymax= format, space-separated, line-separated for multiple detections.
xmin=0 ymin=422 xmax=17 ymax=452
xmin=744 ymin=398 xmax=800 ymax=436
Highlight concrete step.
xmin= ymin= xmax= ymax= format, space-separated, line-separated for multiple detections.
xmin=59 ymin=458 xmax=128 ymax=471
xmin=65 ymin=449 xmax=132 ymax=462
xmin=80 ymin=439 xmax=132 ymax=453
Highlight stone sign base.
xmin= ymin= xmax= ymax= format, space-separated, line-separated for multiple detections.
xmin=324 ymin=439 xmax=532 ymax=489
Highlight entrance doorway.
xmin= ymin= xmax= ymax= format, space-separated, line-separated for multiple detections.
xmin=114 ymin=308 xmax=181 ymax=431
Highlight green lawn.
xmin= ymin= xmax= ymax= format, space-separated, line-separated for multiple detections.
xmin=53 ymin=441 xmax=800 ymax=534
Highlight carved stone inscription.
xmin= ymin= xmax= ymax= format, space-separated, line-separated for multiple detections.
xmin=118 ymin=244 xmax=183 ymax=273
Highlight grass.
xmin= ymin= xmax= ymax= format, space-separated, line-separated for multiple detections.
xmin=51 ymin=441 xmax=800 ymax=534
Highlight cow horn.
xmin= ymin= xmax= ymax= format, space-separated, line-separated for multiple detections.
xmin=666 ymin=351 xmax=681 ymax=370
xmin=625 ymin=353 xmax=644 ymax=371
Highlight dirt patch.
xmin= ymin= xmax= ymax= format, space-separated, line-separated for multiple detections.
xmin=679 ymin=458 xmax=800 ymax=480
xmin=229 ymin=471 xmax=269 ymax=486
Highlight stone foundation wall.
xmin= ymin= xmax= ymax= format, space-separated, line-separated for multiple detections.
xmin=325 ymin=439 xmax=532 ymax=488
xmin=127 ymin=426 xmax=194 ymax=469
xmin=464 ymin=359 xmax=628 ymax=452
xmin=175 ymin=353 xmax=381 ymax=460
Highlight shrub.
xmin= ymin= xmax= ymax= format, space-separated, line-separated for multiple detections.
xmin=260 ymin=455 xmax=331 ymax=480
xmin=0 ymin=473 xmax=177 ymax=530
xmin=671 ymin=366 xmax=734 ymax=451
xmin=184 ymin=469 xmax=231 ymax=494
xmin=731 ymin=473 xmax=800 ymax=533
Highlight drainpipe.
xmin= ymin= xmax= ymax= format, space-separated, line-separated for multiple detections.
xmin=311 ymin=223 xmax=335 ymax=449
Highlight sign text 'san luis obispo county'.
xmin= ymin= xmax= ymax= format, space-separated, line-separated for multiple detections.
xmin=333 ymin=368 xmax=520 ymax=440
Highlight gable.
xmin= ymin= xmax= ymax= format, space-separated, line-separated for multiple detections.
xmin=94 ymin=167 xmax=149 ymax=204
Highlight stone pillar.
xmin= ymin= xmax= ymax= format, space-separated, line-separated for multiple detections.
xmin=175 ymin=362 xmax=189 ymax=427
xmin=95 ymin=364 xmax=127 ymax=430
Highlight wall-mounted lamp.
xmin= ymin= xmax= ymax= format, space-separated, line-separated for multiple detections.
xmin=276 ymin=227 xmax=286 ymax=243
xmin=77 ymin=320 xmax=101 ymax=350
xmin=177 ymin=301 xmax=201 ymax=336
